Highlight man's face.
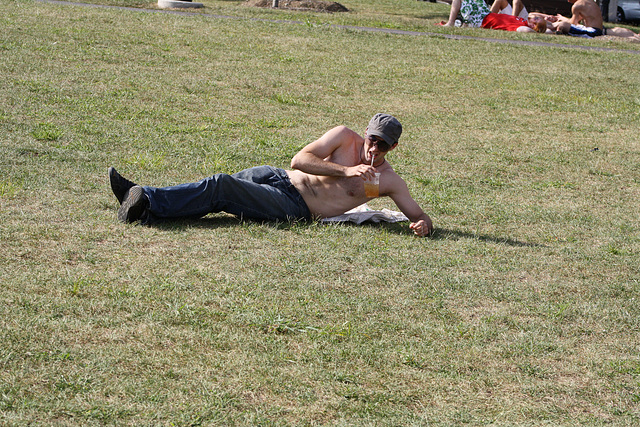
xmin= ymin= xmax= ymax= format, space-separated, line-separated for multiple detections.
xmin=364 ymin=134 xmax=393 ymax=163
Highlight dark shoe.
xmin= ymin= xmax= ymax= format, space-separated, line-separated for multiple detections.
xmin=109 ymin=167 xmax=137 ymax=204
xmin=118 ymin=186 xmax=149 ymax=223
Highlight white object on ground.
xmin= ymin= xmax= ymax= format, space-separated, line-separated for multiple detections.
xmin=158 ymin=0 xmax=204 ymax=8
xmin=322 ymin=204 xmax=408 ymax=225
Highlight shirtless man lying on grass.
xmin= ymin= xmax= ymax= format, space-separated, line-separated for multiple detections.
xmin=109 ymin=113 xmax=434 ymax=237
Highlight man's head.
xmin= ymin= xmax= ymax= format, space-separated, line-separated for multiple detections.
xmin=367 ymin=113 xmax=402 ymax=148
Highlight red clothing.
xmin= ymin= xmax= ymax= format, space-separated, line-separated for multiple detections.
xmin=481 ymin=13 xmax=528 ymax=32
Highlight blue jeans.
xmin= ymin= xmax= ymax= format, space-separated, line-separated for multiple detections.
xmin=142 ymin=166 xmax=311 ymax=224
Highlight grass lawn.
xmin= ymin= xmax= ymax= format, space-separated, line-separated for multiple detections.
xmin=1 ymin=0 xmax=639 ymax=424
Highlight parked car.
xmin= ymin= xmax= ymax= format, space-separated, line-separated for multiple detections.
xmin=618 ymin=0 xmax=640 ymax=22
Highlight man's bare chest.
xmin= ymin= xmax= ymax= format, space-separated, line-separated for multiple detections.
xmin=314 ymin=175 xmax=365 ymax=200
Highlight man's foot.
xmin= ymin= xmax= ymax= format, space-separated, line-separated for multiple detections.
xmin=109 ymin=167 xmax=137 ymax=204
xmin=117 ymin=185 xmax=149 ymax=223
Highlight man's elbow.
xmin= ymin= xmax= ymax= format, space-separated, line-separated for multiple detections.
xmin=290 ymin=154 xmax=303 ymax=170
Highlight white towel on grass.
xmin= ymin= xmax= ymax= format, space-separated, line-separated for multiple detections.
xmin=321 ymin=204 xmax=408 ymax=225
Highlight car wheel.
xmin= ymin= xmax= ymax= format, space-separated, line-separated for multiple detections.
xmin=617 ymin=7 xmax=625 ymax=22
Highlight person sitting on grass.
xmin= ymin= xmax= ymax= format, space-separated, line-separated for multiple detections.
xmin=109 ymin=113 xmax=434 ymax=237
xmin=442 ymin=0 xmax=547 ymax=33
xmin=531 ymin=0 xmax=640 ymax=40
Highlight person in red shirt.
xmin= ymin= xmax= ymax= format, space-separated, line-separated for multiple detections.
xmin=442 ymin=0 xmax=547 ymax=33
xmin=483 ymin=12 xmax=547 ymax=32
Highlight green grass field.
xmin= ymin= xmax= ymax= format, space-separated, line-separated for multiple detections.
xmin=2 ymin=0 xmax=640 ymax=424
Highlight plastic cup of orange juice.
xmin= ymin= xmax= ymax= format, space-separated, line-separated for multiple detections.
xmin=364 ymin=173 xmax=380 ymax=197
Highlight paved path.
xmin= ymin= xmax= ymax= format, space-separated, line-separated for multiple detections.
xmin=36 ymin=0 xmax=640 ymax=55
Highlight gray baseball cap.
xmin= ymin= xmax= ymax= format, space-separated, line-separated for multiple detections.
xmin=367 ymin=113 xmax=402 ymax=146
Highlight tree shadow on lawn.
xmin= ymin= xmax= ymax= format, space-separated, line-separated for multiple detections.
xmin=153 ymin=215 xmax=544 ymax=248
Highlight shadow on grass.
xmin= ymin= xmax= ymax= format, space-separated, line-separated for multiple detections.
xmin=323 ymin=222 xmax=544 ymax=246
xmin=151 ymin=215 xmax=308 ymax=231
xmin=151 ymin=216 xmax=544 ymax=247
xmin=152 ymin=215 xmax=415 ymax=234
xmin=431 ymin=227 xmax=546 ymax=247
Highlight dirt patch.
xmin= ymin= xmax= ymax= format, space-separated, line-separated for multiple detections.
xmin=246 ymin=0 xmax=348 ymax=12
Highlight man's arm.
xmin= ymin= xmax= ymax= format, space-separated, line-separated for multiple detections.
xmin=290 ymin=126 xmax=375 ymax=180
xmin=387 ymin=174 xmax=433 ymax=237
xmin=569 ymin=3 xmax=584 ymax=24
xmin=530 ymin=12 xmax=562 ymax=23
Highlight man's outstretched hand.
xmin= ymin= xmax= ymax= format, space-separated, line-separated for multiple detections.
xmin=410 ymin=218 xmax=433 ymax=237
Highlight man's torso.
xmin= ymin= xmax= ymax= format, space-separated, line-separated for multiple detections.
xmin=286 ymin=136 xmax=396 ymax=218
xmin=572 ymin=0 xmax=604 ymax=29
